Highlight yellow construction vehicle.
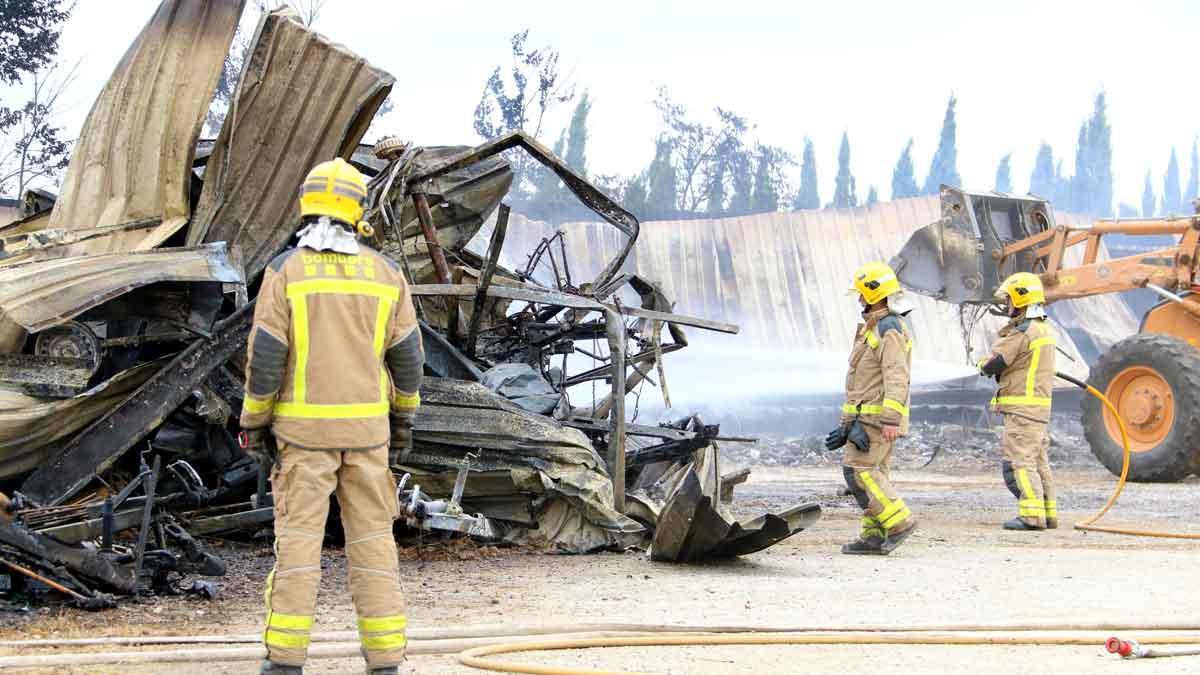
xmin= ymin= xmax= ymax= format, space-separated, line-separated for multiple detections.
xmin=893 ymin=186 xmax=1200 ymax=482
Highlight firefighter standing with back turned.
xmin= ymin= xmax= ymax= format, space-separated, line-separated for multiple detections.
xmin=826 ymin=262 xmax=919 ymax=555
xmin=239 ymin=158 xmax=424 ymax=674
xmin=978 ymin=272 xmax=1058 ymax=531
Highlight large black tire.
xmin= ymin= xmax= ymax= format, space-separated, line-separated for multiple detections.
xmin=1081 ymin=333 xmax=1200 ymax=482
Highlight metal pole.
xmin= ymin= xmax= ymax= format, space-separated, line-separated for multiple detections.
xmin=604 ymin=309 xmax=626 ymax=513
xmin=411 ymin=190 xmax=452 ymax=285
xmin=466 ymin=204 xmax=510 ymax=356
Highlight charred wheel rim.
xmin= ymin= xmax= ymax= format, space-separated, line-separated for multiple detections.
xmin=1104 ymin=365 xmax=1175 ymax=453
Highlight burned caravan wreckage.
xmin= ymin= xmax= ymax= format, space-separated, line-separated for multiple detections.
xmin=0 ymin=1 xmax=819 ymax=609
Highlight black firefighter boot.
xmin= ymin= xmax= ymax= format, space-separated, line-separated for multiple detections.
xmin=260 ymin=660 xmax=303 ymax=675
xmin=841 ymin=534 xmax=885 ymax=555
xmin=1003 ymin=518 xmax=1044 ymax=531
xmin=368 ymin=668 xmax=399 ymax=675
xmin=880 ymin=522 xmax=917 ymax=554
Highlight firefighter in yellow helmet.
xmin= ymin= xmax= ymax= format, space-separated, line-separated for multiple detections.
xmin=240 ymin=158 xmax=421 ymax=674
xmin=825 ymin=261 xmax=918 ymax=555
xmin=977 ymin=272 xmax=1057 ymax=531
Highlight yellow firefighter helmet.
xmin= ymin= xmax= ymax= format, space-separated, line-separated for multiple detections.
xmin=298 ymin=158 xmax=368 ymax=226
xmin=1000 ymin=272 xmax=1045 ymax=308
xmin=849 ymin=262 xmax=901 ymax=305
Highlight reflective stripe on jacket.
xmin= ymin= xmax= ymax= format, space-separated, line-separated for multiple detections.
xmin=988 ymin=316 xmax=1057 ymax=423
xmin=841 ymin=307 xmax=914 ymax=432
xmin=239 ymin=244 xmax=423 ymax=450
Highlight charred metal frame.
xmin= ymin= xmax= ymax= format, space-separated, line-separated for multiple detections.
xmin=21 ymin=303 xmax=256 ymax=506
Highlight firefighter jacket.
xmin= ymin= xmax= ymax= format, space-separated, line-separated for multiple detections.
xmin=986 ymin=315 xmax=1056 ymax=423
xmin=841 ymin=306 xmax=913 ymax=433
xmin=239 ymin=244 xmax=424 ymax=450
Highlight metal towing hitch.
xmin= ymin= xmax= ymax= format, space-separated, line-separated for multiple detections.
xmin=395 ymin=454 xmax=496 ymax=540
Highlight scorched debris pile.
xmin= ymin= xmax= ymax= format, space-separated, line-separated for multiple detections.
xmin=0 ymin=0 xmax=818 ymax=609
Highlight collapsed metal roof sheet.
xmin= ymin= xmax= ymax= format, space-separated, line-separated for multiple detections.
xmin=187 ymin=9 xmax=394 ymax=279
xmin=46 ymin=0 xmax=245 ymax=251
xmin=0 ymin=363 xmax=159 ymax=480
xmin=0 ymin=243 xmax=242 ymax=335
xmin=484 ymin=198 xmax=1138 ymax=379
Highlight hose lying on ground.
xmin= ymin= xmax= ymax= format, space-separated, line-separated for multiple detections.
xmin=4 ymin=623 xmax=1200 ymax=669
xmin=1054 ymin=371 xmax=1200 ymax=540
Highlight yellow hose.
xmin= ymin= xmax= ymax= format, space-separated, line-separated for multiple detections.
xmin=1073 ymin=383 xmax=1200 ymax=539
xmin=457 ymin=631 xmax=1200 ymax=674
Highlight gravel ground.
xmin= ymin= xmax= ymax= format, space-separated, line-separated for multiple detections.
xmin=3 ymin=449 xmax=1199 ymax=674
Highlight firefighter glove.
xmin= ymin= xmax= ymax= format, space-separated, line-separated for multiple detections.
xmin=239 ymin=427 xmax=275 ymax=467
xmin=824 ymin=424 xmax=849 ymax=451
xmin=847 ymin=420 xmax=871 ymax=452
xmin=390 ymin=414 xmax=414 ymax=466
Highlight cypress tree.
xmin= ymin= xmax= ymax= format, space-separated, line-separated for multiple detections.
xmin=705 ymin=159 xmax=727 ymax=216
xmin=563 ymin=93 xmax=591 ymax=175
xmin=1164 ymin=148 xmax=1182 ymax=215
xmin=1070 ymin=123 xmax=1090 ymax=212
xmin=1142 ymin=171 xmax=1156 ymax=217
xmin=1186 ymin=139 xmax=1199 ymax=208
xmin=830 ymin=131 xmax=857 ymax=208
xmin=891 ymin=139 xmax=919 ymax=199
xmin=922 ymin=95 xmax=961 ymax=194
xmin=750 ymin=148 xmax=781 ymax=213
xmin=1086 ymin=92 xmax=1113 ymax=216
xmin=645 ymin=137 xmax=678 ymax=218
xmin=792 ymin=138 xmax=819 ymax=210
xmin=995 ymin=154 xmax=1013 ymax=194
xmin=865 ymin=186 xmax=879 ymax=206
xmin=1030 ymin=143 xmax=1056 ymax=200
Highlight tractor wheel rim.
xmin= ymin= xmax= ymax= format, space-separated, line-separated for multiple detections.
xmin=1104 ymin=365 xmax=1175 ymax=453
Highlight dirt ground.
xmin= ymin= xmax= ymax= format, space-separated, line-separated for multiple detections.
xmin=3 ymin=459 xmax=1199 ymax=674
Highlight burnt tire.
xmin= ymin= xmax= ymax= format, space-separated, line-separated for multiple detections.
xmin=1081 ymin=333 xmax=1200 ymax=482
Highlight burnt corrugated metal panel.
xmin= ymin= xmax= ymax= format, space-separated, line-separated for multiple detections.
xmin=187 ymin=9 xmax=394 ymax=279
xmin=0 ymin=363 xmax=159 ymax=479
xmin=0 ymin=243 xmax=242 ymax=334
xmin=47 ymin=0 xmax=245 ymax=251
xmin=485 ymin=197 xmax=1137 ymax=379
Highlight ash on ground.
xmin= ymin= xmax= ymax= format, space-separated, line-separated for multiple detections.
xmin=723 ymin=416 xmax=1093 ymax=471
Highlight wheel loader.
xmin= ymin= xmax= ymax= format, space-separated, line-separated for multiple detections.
xmin=892 ymin=186 xmax=1200 ymax=482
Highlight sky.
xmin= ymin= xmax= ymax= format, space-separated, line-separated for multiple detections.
xmin=33 ymin=0 xmax=1200 ymax=209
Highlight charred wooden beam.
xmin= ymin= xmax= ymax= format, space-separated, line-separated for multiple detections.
xmin=0 ymin=353 xmax=93 ymax=397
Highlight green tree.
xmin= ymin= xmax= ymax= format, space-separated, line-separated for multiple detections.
xmin=1030 ymin=143 xmax=1056 ymax=198
xmin=645 ymin=137 xmax=678 ymax=218
xmin=623 ymin=176 xmax=649 ymax=219
xmin=0 ymin=1 xmax=74 ymax=195
xmin=563 ymin=92 xmax=591 ymax=175
xmin=0 ymin=0 xmax=72 ymax=86
xmin=922 ymin=95 xmax=961 ymax=194
xmin=1069 ymin=123 xmax=1090 ymax=212
xmin=891 ymin=139 xmax=919 ymax=199
xmin=792 ymin=138 xmax=819 ymax=210
xmin=830 ymin=131 xmax=857 ymax=208
xmin=473 ymin=30 xmax=575 ymax=201
xmin=705 ymin=157 xmax=727 ymax=216
xmin=1086 ymin=91 xmax=1113 ymax=216
xmin=1186 ymin=138 xmax=1199 ymax=208
xmin=726 ymin=151 xmax=753 ymax=216
xmin=750 ymin=146 xmax=791 ymax=213
xmin=1164 ymin=147 xmax=1182 ymax=215
xmin=1142 ymin=171 xmax=1156 ymax=217
xmin=995 ymin=153 xmax=1013 ymax=194
xmin=865 ymin=186 xmax=879 ymax=206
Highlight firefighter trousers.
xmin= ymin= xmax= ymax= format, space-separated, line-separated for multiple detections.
xmin=263 ymin=442 xmax=406 ymax=668
xmin=842 ymin=423 xmax=916 ymax=541
xmin=1000 ymin=413 xmax=1057 ymax=528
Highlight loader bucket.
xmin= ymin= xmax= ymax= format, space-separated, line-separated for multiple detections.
xmin=890 ymin=186 xmax=1056 ymax=305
